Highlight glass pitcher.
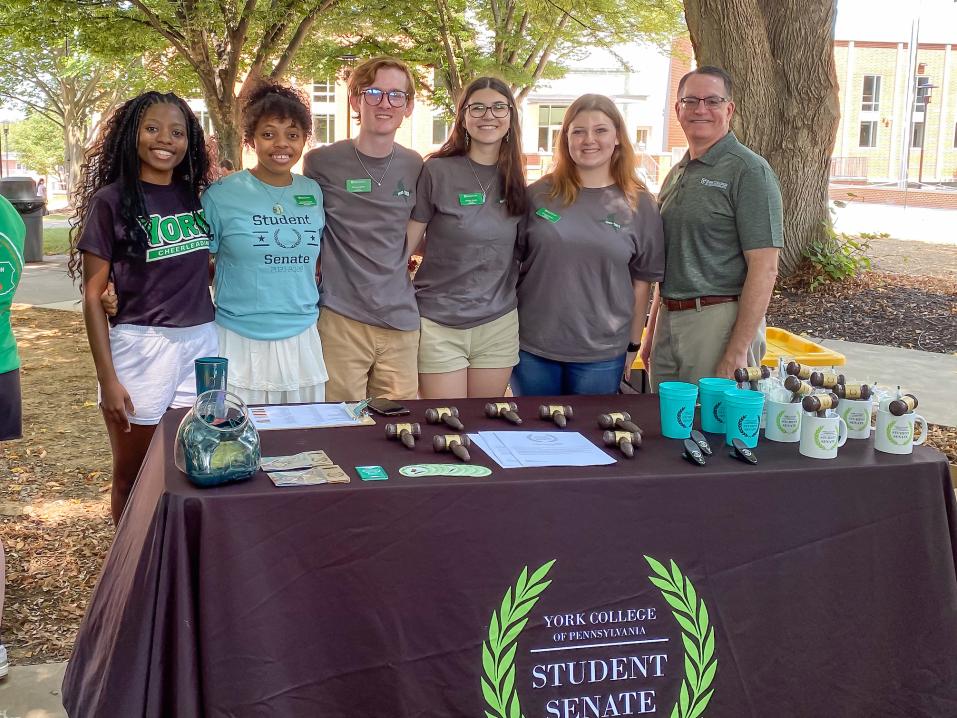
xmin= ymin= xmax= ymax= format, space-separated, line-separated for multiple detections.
xmin=174 ymin=390 xmax=261 ymax=487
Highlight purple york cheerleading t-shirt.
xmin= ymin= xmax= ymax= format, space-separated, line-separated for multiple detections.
xmin=77 ymin=181 xmax=214 ymax=328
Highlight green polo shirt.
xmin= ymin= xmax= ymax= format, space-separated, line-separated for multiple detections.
xmin=658 ymin=132 xmax=783 ymax=300
xmin=0 ymin=195 xmax=25 ymax=374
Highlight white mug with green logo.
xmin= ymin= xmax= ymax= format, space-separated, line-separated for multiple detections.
xmin=874 ymin=409 xmax=927 ymax=455
xmin=839 ymin=398 xmax=873 ymax=440
xmin=764 ymin=399 xmax=802 ymax=443
xmin=799 ymin=414 xmax=848 ymax=459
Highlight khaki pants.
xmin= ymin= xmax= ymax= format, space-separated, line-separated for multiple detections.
xmin=650 ymin=301 xmax=766 ymax=392
xmin=318 ymin=309 xmax=420 ymax=402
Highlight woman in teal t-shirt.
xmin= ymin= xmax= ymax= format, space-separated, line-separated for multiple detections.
xmin=201 ymin=82 xmax=327 ymax=404
xmin=0 ymin=194 xmax=25 ymax=441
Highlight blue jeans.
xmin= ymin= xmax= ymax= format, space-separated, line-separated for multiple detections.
xmin=510 ymin=350 xmax=626 ymax=396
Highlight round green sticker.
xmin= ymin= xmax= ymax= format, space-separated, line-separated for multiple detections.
xmin=0 ymin=233 xmax=24 ymax=297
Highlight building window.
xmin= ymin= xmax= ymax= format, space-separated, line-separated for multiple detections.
xmin=312 ymin=79 xmax=335 ymax=103
xmin=195 ymin=110 xmax=215 ymax=137
xmin=861 ymin=75 xmax=881 ymax=112
xmin=432 ymin=115 xmax=450 ymax=145
xmin=911 ymin=121 xmax=925 ymax=148
xmin=859 ymin=121 xmax=878 ymax=148
xmin=312 ymin=114 xmax=335 ymax=144
xmin=635 ymin=128 xmax=650 ymax=150
xmin=537 ymin=105 xmax=567 ymax=153
xmin=913 ymin=76 xmax=931 ymax=113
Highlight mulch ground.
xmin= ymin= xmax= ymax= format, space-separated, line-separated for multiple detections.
xmin=768 ymin=271 xmax=956 ymax=354
xmin=1 ymin=256 xmax=956 ymax=664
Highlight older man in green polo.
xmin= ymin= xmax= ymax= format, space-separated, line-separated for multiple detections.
xmin=640 ymin=65 xmax=782 ymax=389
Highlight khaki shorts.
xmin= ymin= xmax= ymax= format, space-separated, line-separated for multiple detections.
xmin=418 ymin=309 xmax=519 ymax=374
xmin=318 ymin=309 xmax=419 ymax=402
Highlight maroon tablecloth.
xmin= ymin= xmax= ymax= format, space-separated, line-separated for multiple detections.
xmin=62 ymin=395 xmax=957 ymax=717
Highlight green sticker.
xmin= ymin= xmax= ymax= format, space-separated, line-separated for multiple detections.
xmin=346 ymin=178 xmax=373 ymax=193
xmin=294 ymin=194 xmax=318 ymax=206
xmin=458 ymin=192 xmax=486 ymax=206
xmin=356 ymin=465 xmax=389 ymax=480
xmin=535 ymin=207 xmax=561 ymax=223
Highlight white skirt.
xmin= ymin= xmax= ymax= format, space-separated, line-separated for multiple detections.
xmin=216 ymin=323 xmax=328 ymax=405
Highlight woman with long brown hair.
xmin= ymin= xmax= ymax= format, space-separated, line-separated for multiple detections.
xmin=406 ymin=76 xmax=528 ymax=398
xmin=512 ymin=94 xmax=664 ymax=395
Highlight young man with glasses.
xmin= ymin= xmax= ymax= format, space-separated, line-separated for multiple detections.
xmin=639 ymin=65 xmax=783 ymax=389
xmin=303 ymin=57 xmax=423 ymax=401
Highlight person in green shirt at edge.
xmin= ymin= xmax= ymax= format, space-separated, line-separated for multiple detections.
xmin=0 ymin=193 xmax=26 ymax=680
xmin=639 ymin=65 xmax=783 ymax=389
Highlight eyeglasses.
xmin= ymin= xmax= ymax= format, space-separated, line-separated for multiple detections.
xmin=679 ymin=96 xmax=728 ymax=109
xmin=465 ymin=102 xmax=511 ymax=119
xmin=360 ymin=88 xmax=410 ymax=108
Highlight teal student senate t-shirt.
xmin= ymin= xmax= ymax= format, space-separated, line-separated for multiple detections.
xmin=202 ymin=171 xmax=324 ymax=341
xmin=0 ymin=195 xmax=26 ymax=373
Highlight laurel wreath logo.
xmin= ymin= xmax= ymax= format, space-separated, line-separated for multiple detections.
xmin=645 ymin=556 xmax=718 ymax=718
xmin=737 ymin=415 xmax=758 ymax=438
xmin=886 ymin=419 xmax=911 ymax=445
xmin=482 ymin=557 xmax=717 ymax=718
xmin=482 ymin=560 xmax=556 ymax=718
xmin=677 ymin=407 xmax=691 ymax=429
xmin=775 ymin=410 xmax=798 ymax=435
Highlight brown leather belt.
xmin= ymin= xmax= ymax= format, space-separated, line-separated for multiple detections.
xmin=662 ymin=295 xmax=738 ymax=312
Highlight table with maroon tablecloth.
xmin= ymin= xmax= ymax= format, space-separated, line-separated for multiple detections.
xmin=62 ymin=395 xmax=957 ymax=717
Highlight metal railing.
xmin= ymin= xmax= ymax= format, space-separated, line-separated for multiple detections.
xmin=830 ymin=156 xmax=869 ymax=180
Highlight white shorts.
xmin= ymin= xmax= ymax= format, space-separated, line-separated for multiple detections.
xmin=101 ymin=322 xmax=219 ymax=425
xmin=216 ymin=323 xmax=328 ymax=405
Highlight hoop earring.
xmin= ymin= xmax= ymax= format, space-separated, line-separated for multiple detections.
xmin=504 ymin=128 xmax=511 ymax=143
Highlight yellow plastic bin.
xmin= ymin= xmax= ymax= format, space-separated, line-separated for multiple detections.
xmin=630 ymin=327 xmax=845 ymax=373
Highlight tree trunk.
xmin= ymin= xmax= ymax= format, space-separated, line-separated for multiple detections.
xmin=683 ymin=0 xmax=841 ymax=276
xmin=62 ymin=102 xmax=88 ymax=202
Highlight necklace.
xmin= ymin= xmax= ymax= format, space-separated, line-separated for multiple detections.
xmin=354 ymin=143 xmax=395 ymax=187
xmin=467 ymin=158 xmax=494 ymax=202
xmin=252 ymin=171 xmax=293 ymax=215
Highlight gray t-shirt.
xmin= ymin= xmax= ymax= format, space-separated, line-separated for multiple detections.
xmin=658 ymin=132 xmax=784 ymax=299
xmin=303 ymin=140 xmax=423 ymax=331
xmin=412 ymin=155 xmax=523 ymax=329
xmin=517 ymin=180 xmax=665 ymax=363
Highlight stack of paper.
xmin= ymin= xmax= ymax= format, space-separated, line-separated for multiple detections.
xmin=469 ymin=431 xmax=615 ymax=469
xmin=249 ymin=403 xmax=374 ymax=431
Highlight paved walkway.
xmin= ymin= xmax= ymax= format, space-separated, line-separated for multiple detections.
xmin=0 ymin=662 xmax=67 ymax=717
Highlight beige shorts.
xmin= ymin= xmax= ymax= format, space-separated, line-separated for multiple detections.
xmin=418 ymin=309 xmax=519 ymax=374
xmin=318 ymin=309 xmax=419 ymax=402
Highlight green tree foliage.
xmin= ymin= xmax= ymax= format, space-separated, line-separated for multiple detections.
xmin=312 ymin=0 xmax=684 ymax=112
xmin=7 ymin=113 xmax=65 ymax=180
xmin=0 ymin=1 xmax=180 ymax=197
xmin=75 ymin=0 xmax=340 ymax=167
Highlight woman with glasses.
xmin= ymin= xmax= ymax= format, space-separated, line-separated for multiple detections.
xmin=511 ymin=94 xmax=664 ymax=396
xmin=406 ymin=76 xmax=528 ymax=399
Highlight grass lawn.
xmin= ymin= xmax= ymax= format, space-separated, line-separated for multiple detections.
xmin=43 ymin=226 xmax=71 ymax=255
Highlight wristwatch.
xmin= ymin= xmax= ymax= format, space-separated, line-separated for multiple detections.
xmin=627 ymin=341 xmax=641 ymax=353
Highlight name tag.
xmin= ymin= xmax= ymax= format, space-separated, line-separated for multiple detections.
xmin=536 ymin=207 xmax=561 ymax=223
xmin=294 ymin=194 xmax=318 ymax=206
xmin=458 ymin=192 xmax=485 ymax=206
xmin=346 ymin=178 xmax=372 ymax=193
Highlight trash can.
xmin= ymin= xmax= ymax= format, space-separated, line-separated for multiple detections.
xmin=0 ymin=177 xmax=45 ymax=262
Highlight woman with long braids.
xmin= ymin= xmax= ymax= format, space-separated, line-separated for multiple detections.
xmin=69 ymin=92 xmax=215 ymax=523
xmin=405 ymin=76 xmax=528 ymax=398
xmin=201 ymin=82 xmax=327 ymax=404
